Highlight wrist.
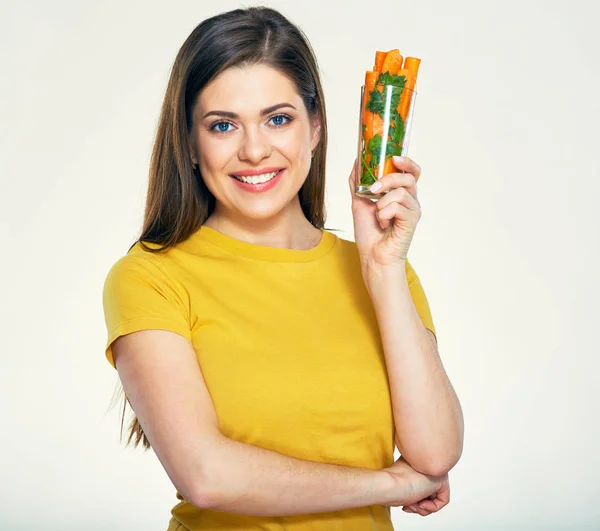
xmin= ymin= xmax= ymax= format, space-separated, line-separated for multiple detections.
xmin=373 ymin=469 xmax=407 ymax=506
xmin=361 ymin=258 xmax=406 ymax=279
xmin=361 ymin=261 xmax=408 ymax=298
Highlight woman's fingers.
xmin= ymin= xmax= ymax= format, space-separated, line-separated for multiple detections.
xmin=376 ymin=186 xmax=420 ymax=212
xmin=410 ymin=504 xmax=432 ymax=516
xmin=376 ymin=198 xmax=421 ymax=231
xmin=417 ymin=498 xmax=438 ymax=512
xmin=403 ymin=493 xmax=447 ymax=516
xmin=369 ymin=170 xmax=418 ymax=198
xmin=402 ymin=503 xmax=429 ymax=516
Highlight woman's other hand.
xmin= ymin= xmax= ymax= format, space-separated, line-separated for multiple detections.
xmin=383 ymin=456 xmax=450 ymax=516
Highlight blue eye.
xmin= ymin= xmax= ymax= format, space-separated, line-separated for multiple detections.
xmin=212 ymin=121 xmax=233 ymax=133
xmin=269 ymin=114 xmax=292 ymax=127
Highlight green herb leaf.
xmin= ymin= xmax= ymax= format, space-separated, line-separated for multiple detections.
xmin=389 ymin=90 xmax=401 ymax=114
xmin=366 ymin=89 xmax=385 ymax=115
xmin=385 ymin=142 xmax=402 ymax=158
xmin=390 ymin=117 xmax=405 ymax=146
xmin=367 ymin=134 xmax=382 ymax=168
xmin=361 ymin=150 xmax=377 ymax=185
xmin=378 ymin=73 xmax=406 ymax=89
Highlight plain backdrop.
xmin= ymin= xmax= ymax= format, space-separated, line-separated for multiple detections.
xmin=1 ymin=0 xmax=599 ymax=529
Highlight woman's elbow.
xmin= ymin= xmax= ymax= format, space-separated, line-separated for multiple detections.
xmin=188 ymin=487 xmax=216 ymax=509
xmin=405 ymin=445 xmax=462 ymax=477
xmin=180 ymin=464 xmax=228 ymax=509
xmin=419 ymin=450 xmax=462 ymax=477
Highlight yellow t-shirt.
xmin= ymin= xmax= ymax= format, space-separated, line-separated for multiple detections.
xmin=102 ymin=225 xmax=436 ymax=531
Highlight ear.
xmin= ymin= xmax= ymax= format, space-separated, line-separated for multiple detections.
xmin=189 ymin=147 xmax=198 ymax=166
xmin=310 ymin=118 xmax=322 ymax=153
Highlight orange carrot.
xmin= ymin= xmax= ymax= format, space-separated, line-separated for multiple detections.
xmin=383 ymin=157 xmax=396 ymax=175
xmin=403 ymin=56 xmax=421 ymax=80
xmin=374 ymin=51 xmax=386 ymax=72
xmin=363 ymin=70 xmax=378 ymax=138
xmin=399 ymin=57 xmax=421 ymax=120
xmin=362 ymin=71 xmax=380 ymax=168
xmin=373 ymin=114 xmax=384 ymax=137
xmin=389 ymin=67 xmax=410 ymax=115
xmin=381 ymin=49 xmax=403 ymax=75
xmin=392 ymin=68 xmax=410 ymax=82
xmin=364 ymin=70 xmax=379 ymax=87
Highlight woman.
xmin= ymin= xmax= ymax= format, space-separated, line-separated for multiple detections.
xmin=102 ymin=6 xmax=463 ymax=530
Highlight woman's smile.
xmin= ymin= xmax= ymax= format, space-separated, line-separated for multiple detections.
xmin=229 ymin=168 xmax=285 ymax=193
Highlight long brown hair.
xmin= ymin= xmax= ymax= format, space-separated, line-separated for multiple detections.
xmin=114 ymin=6 xmax=337 ymax=449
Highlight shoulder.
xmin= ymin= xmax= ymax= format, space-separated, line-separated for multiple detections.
xmin=103 ymin=240 xmax=184 ymax=299
xmin=102 ymin=241 xmax=191 ymax=324
xmin=105 ymin=242 xmax=164 ymax=280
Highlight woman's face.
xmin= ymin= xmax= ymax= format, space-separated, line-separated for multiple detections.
xmin=189 ymin=64 xmax=320 ymax=224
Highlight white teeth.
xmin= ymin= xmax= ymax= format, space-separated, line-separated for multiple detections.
xmin=233 ymin=170 xmax=279 ymax=184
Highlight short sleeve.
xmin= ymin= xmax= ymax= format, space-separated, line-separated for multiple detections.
xmin=102 ymin=251 xmax=192 ymax=369
xmin=405 ymin=259 xmax=437 ymax=341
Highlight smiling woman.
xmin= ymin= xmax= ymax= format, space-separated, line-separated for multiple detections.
xmin=101 ymin=5 xmax=444 ymax=531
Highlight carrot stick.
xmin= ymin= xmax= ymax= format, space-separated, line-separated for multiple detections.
xmin=392 ymin=68 xmax=410 ymax=82
xmin=362 ymin=71 xmax=379 ymax=168
xmin=383 ymin=157 xmax=396 ymax=176
xmin=374 ymin=51 xmax=386 ymax=72
xmin=403 ymin=56 xmax=421 ymax=78
xmin=381 ymin=49 xmax=403 ymax=75
xmin=364 ymin=70 xmax=379 ymax=90
xmin=363 ymin=70 xmax=378 ymax=139
xmin=399 ymin=57 xmax=421 ymax=120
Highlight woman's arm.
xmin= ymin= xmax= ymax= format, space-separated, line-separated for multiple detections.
xmin=362 ymin=262 xmax=464 ymax=477
xmin=201 ymin=432 xmax=441 ymax=515
xmin=113 ymin=328 xmax=442 ymax=516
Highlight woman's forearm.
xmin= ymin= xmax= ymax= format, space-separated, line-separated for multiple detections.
xmin=363 ymin=262 xmax=464 ymax=476
xmin=197 ymin=434 xmax=416 ymax=516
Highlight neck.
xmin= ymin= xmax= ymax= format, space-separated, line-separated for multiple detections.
xmin=203 ymin=202 xmax=322 ymax=251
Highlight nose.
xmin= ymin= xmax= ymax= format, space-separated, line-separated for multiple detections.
xmin=238 ymin=125 xmax=271 ymax=164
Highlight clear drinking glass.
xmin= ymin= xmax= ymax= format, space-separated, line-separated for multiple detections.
xmin=355 ymin=83 xmax=417 ymax=200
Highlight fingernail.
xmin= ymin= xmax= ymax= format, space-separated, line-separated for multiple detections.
xmin=393 ymin=156 xmax=404 ymax=164
xmin=418 ymin=505 xmax=426 ymax=510
xmin=369 ymin=181 xmax=382 ymax=192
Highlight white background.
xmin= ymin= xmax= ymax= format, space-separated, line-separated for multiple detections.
xmin=2 ymin=0 xmax=599 ymax=529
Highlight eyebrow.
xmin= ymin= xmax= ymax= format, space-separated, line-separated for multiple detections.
xmin=201 ymin=103 xmax=297 ymax=120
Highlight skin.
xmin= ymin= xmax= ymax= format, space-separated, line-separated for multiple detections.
xmin=189 ymin=63 xmax=322 ymax=250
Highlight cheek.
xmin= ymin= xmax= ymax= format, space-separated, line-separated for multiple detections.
xmin=276 ymin=127 xmax=312 ymax=163
xmin=198 ymin=135 xmax=234 ymax=172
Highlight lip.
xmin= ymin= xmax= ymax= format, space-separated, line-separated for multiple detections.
xmin=229 ymin=166 xmax=285 ymax=177
xmin=229 ymin=168 xmax=284 ymax=193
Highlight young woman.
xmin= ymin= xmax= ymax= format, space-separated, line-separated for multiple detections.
xmin=102 ymin=6 xmax=463 ymax=530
